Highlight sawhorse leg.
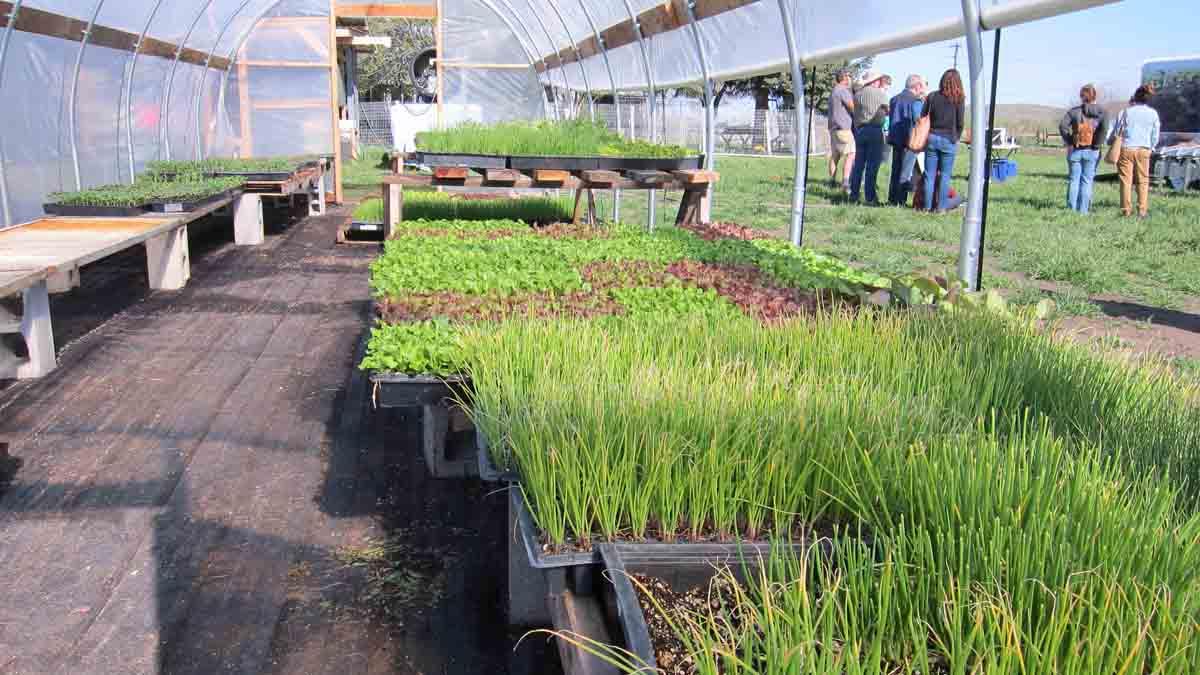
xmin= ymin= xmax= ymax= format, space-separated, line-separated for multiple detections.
xmin=14 ymin=281 xmax=56 ymax=379
xmin=309 ymin=179 xmax=327 ymax=217
xmin=145 ymin=226 xmax=190 ymax=290
xmin=234 ymin=193 xmax=265 ymax=246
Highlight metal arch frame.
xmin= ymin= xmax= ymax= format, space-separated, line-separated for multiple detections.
xmin=777 ymin=0 xmax=807 ymax=246
xmin=518 ymin=0 xmax=573 ymax=118
xmin=683 ymin=0 xmax=715 ymax=223
xmin=545 ymin=0 xmax=593 ymax=120
xmin=122 ymin=0 xmax=167 ymax=183
xmin=958 ymin=0 xmax=988 ymax=290
xmin=620 ymin=0 xmax=655 ymax=141
xmin=194 ymin=0 xmax=257 ymax=160
xmin=575 ymin=0 xmax=621 ymax=221
xmin=0 ymin=0 xmax=23 ymax=226
xmin=489 ymin=0 xmax=556 ymax=119
xmin=68 ymin=0 xmax=106 ymax=191
xmin=461 ymin=0 xmax=551 ymax=120
xmin=575 ymin=0 xmax=618 ymax=132
xmin=214 ymin=0 xmax=293 ymax=157
xmin=162 ymin=0 xmax=219 ymax=161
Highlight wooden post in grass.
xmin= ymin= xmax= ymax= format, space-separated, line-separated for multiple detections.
xmin=145 ymin=226 xmax=190 ymax=290
xmin=383 ymin=182 xmax=403 ymax=239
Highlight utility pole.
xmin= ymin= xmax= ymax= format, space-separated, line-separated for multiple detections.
xmin=950 ymin=43 xmax=962 ymax=70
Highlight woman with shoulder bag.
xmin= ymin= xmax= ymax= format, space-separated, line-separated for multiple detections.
xmin=918 ymin=69 xmax=965 ymax=213
xmin=1059 ymin=84 xmax=1109 ymax=214
xmin=1110 ymin=84 xmax=1160 ymax=218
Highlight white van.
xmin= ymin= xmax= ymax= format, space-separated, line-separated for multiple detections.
xmin=1141 ymin=56 xmax=1200 ymax=189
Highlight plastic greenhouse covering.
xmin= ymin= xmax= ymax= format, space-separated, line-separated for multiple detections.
xmin=2 ymin=0 xmax=1118 ymax=237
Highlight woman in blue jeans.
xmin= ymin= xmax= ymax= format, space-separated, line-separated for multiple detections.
xmin=920 ymin=69 xmax=965 ymax=212
xmin=1058 ymin=84 xmax=1109 ymax=213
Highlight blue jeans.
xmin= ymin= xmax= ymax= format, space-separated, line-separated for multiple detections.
xmin=1067 ymin=148 xmax=1100 ymax=214
xmin=923 ymin=134 xmax=958 ymax=211
xmin=848 ymin=126 xmax=885 ymax=203
xmin=887 ymin=144 xmax=918 ymax=205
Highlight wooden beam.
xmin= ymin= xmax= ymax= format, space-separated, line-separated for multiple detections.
xmin=432 ymin=166 xmax=469 ymax=180
xmin=336 ymin=3 xmax=437 ymax=19
xmin=330 ymin=0 xmax=344 ymax=204
xmin=532 ymin=169 xmax=570 ymax=185
xmin=240 ymin=60 xmax=331 ymax=68
xmin=532 ymin=0 xmax=759 ymax=73
xmin=672 ymin=169 xmax=719 ymax=185
xmin=581 ymin=170 xmax=622 ymax=187
xmin=251 ymin=100 xmax=330 ymax=111
xmin=0 ymin=2 xmax=230 ymax=70
xmin=484 ymin=169 xmax=521 ymax=185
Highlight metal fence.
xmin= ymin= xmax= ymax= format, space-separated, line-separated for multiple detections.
xmin=358 ymin=101 xmax=394 ymax=148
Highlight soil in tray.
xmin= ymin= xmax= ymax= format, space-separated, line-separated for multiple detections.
xmin=631 ymin=572 xmax=746 ymax=675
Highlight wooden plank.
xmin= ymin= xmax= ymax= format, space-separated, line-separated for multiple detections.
xmin=532 ymin=169 xmax=570 ymax=185
xmin=548 ymin=588 xmax=621 ymax=675
xmin=384 ymin=173 xmax=691 ymax=192
xmin=627 ymin=170 xmax=674 ymax=187
xmin=335 ymin=3 xmax=438 ymax=19
xmin=0 ymin=2 xmax=230 ymax=70
xmin=484 ymin=169 xmax=521 ymax=185
xmin=530 ymin=0 xmax=758 ymax=72
xmin=0 ymin=269 xmax=46 ymax=299
xmin=432 ymin=166 xmax=469 ymax=180
xmin=240 ymin=60 xmax=331 ymax=68
xmin=672 ymin=169 xmax=719 ymax=185
xmin=581 ymin=170 xmax=621 ymax=187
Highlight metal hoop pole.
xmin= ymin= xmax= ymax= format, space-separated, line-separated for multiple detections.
xmin=958 ymin=0 xmax=988 ymax=289
xmin=122 ymin=0 xmax=166 ymax=183
xmin=684 ymin=0 xmax=715 ymax=222
xmin=162 ymin=1 xmax=217 ymax=160
xmin=546 ymin=0 xmax=593 ymax=120
xmin=0 ymin=0 xmax=24 ymax=226
xmin=520 ymin=0 xmax=573 ymax=118
xmin=68 ymin=0 xmax=105 ymax=190
xmin=195 ymin=0 xmax=256 ymax=160
xmin=492 ymin=0 xmax=556 ymax=119
xmin=576 ymin=0 xmax=621 ymax=221
xmin=620 ymin=0 xmax=657 ymax=228
xmin=777 ymin=0 xmax=808 ymax=246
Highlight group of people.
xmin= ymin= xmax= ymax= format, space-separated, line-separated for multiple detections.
xmin=828 ymin=67 xmax=1165 ymax=218
xmin=1059 ymin=83 xmax=1161 ymax=217
xmin=827 ymin=67 xmax=966 ymax=212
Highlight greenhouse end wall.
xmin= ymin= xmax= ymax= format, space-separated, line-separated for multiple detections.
xmin=0 ymin=0 xmax=333 ymax=229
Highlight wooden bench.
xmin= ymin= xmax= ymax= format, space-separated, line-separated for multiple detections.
xmin=0 ymin=195 xmax=236 ymax=379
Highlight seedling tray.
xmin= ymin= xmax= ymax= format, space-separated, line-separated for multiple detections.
xmin=511 ymin=489 xmax=602 ymax=568
xmin=212 ymin=170 xmax=293 ymax=182
xmin=42 ymin=202 xmax=148 ymax=217
xmin=507 ymin=155 xmax=600 ymax=171
xmin=596 ymin=155 xmax=704 ymax=171
xmin=598 ymin=540 xmax=826 ymax=670
xmin=370 ymin=373 xmax=470 ymax=408
xmin=143 ymin=188 xmax=239 ymax=214
xmin=415 ymin=152 xmax=507 ymax=169
xmin=476 ymin=430 xmax=519 ymax=483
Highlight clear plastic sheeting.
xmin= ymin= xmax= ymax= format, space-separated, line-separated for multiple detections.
xmin=0 ymin=0 xmax=333 ymax=228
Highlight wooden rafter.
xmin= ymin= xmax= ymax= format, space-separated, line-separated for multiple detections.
xmin=335 ymin=3 xmax=437 ymax=19
xmin=0 ymin=1 xmax=231 ymax=70
xmin=532 ymin=0 xmax=758 ymax=74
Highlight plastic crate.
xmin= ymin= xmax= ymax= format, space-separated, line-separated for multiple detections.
xmin=990 ymin=158 xmax=1017 ymax=182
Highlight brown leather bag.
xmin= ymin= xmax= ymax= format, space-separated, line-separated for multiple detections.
xmin=1105 ymin=113 xmax=1125 ymax=165
xmin=909 ymin=114 xmax=931 ymax=152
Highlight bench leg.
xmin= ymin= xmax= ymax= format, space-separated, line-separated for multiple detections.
xmin=46 ymin=266 xmax=80 ymax=294
xmin=17 ymin=281 xmax=55 ymax=379
xmin=383 ymin=183 xmax=402 ymax=239
xmin=234 ymin=193 xmax=265 ymax=246
xmin=145 ymin=226 xmax=190 ymax=290
xmin=309 ymin=180 xmax=327 ymax=217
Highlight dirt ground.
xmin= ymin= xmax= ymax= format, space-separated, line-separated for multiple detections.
xmin=0 ymin=205 xmax=559 ymax=674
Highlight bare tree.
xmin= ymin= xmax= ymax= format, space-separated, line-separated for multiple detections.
xmin=357 ymin=19 xmax=435 ymax=101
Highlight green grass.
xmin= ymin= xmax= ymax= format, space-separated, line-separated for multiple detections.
xmin=605 ymin=152 xmax=1200 ymax=314
xmin=353 ymin=192 xmax=573 ymax=224
xmin=142 ymin=156 xmax=316 ymax=181
xmin=342 ymin=145 xmax=393 ymax=198
xmin=416 ymin=120 xmax=692 ymax=158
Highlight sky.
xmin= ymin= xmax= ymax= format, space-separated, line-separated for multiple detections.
xmin=872 ymin=0 xmax=1199 ymax=107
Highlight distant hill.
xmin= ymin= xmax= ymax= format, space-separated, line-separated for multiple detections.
xmin=990 ymin=104 xmax=1066 ymax=135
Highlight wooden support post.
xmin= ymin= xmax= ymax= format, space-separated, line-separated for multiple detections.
xmin=309 ymin=179 xmax=327 ymax=216
xmin=532 ymin=169 xmax=570 ymax=185
xmin=145 ymin=226 xmax=190 ymax=290
xmin=17 ymin=281 xmax=56 ymax=379
xmin=572 ymin=189 xmax=586 ymax=224
xmin=234 ymin=193 xmax=265 ymax=245
xmin=433 ymin=166 xmax=469 ymax=180
xmin=383 ymin=182 xmax=402 ymax=239
xmin=674 ymin=189 xmax=706 ymax=226
xmin=46 ymin=266 xmax=80 ymax=294
xmin=586 ymin=189 xmax=597 ymax=225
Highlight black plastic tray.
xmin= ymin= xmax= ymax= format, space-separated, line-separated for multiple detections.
xmin=43 ymin=202 xmax=148 ymax=217
xmin=598 ymin=540 xmax=825 ymax=669
xmin=508 ymin=155 xmax=600 ymax=171
xmin=511 ymin=489 xmax=602 ymax=569
xmin=596 ymin=155 xmax=704 ymax=171
xmin=415 ymin=152 xmax=508 ymax=169
xmin=370 ymin=373 xmax=470 ymax=408
xmin=476 ymin=430 xmax=519 ymax=483
xmin=213 ymin=170 xmax=293 ymax=182
xmin=143 ymin=188 xmax=240 ymax=214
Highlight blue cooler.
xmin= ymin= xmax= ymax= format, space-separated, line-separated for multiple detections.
xmin=990 ymin=158 xmax=1018 ymax=182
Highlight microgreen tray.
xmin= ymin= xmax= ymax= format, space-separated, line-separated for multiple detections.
xmin=42 ymin=202 xmax=148 ymax=217
xmin=370 ymin=372 xmax=471 ymax=407
xmin=143 ymin=187 xmax=240 ymax=214
xmin=415 ymin=152 xmax=508 ymax=170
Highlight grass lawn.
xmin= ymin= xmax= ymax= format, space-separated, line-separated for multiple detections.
xmin=608 ymin=152 xmax=1199 ymax=315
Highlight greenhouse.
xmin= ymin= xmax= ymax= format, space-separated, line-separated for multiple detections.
xmin=3 ymin=1 xmax=1200 ymax=674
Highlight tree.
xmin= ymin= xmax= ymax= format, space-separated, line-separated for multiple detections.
xmin=710 ymin=57 xmax=873 ymax=113
xmin=356 ymin=19 xmax=434 ymax=101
